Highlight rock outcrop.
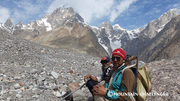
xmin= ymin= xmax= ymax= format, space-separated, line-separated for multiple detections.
xmin=140 ymin=15 xmax=180 ymax=62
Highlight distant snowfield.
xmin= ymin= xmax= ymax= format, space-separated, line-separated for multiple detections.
xmin=40 ymin=18 xmax=52 ymax=31
xmin=37 ymin=17 xmax=52 ymax=32
xmin=96 ymin=24 xmax=140 ymax=53
xmin=110 ymin=40 xmax=122 ymax=51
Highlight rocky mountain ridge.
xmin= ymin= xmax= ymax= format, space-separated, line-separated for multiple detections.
xmin=1 ymin=7 xmax=108 ymax=57
xmin=90 ymin=8 xmax=179 ymax=58
xmin=11 ymin=7 xmax=85 ymax=40
xmin=139 ymin=15 xmax=180 ymax=62
xmin=0 ymin=7 xmax=180 ymax=62
xmin=122 ymin=9 xmax=180 ymax=62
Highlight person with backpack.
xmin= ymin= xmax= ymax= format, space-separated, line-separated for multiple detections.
xmin=125 ymin=55 xmax=152 ymax=101
xmin=84 ymin=56 xmax=113 ymax=97
xmin=92 ymin=48 xmax=136 ymax=101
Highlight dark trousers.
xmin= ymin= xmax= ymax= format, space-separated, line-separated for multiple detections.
xmin=86 ymin=80 xmax=99 ymax=96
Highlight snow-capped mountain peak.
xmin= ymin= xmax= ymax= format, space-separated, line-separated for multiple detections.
xmin=113 ymin=24 xmax=124 ymax=30
xmin=2 ymin=18 xmax=15 ymax=33
xmin=94 ymin=21 xmax=143 ymax=55
xmin=2 ymin=7 xmax=85 ymax=37
xmin=152 ymin=8 xmax=179 ymax=33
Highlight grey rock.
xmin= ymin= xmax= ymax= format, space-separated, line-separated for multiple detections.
xmin=54 ymin=91 xmax=66 ymax=98
xmin=31 ymin=69 xmax=38 ymax=74
xmin=32 ymin=95 xmax=39 ymax=98
xmin=38 ymin=77 xmax=46 ymax=81
xmin=14 ymin=83 xmax=21 ymax=89
xmin=14 ymin=76 xmax=21 ymax=80
xmin=15 ymin=89 xmax=22 ymax=94
xmin=3 ymin=79 xmax=9 ymax=84
xmin=16 ymin=94 xmax=22 ymax=98
xmin=51 ymin=71 xmax=59 ymax=79
xmin=73 ymin=88 xmax=85 ymax=101
xmin=7 ymin=97 xmax=12 ymax=101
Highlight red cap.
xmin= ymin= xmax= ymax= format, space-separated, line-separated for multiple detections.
xmin=112 ymin=48 xmax=125 ymax=60
xmin=100 ymin=56 xmax=110 ymax=63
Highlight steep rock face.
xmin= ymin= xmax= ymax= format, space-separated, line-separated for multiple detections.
xmin=47 ymin=7 xmax=84 ymax=29
xmin=97 ymin=9 xmax=179 ymax=56
xmin=4 ymin=18 xmax=13 ymax=28
xmin=32 ymin=23 xmax=107 ymax=57
xmin=139 ymin=15 xmax=180 ymax=62
xmin=13 ymin=21 xmax=46 ymax=40
xmin=141 ymin=22 xmax=157 ymax=39
xmin=123 ymin=9 xmax=179 ymax=59
xmin=152 ymin=9 xmax=179 ymax=32
xmin=99 ymin=22 xmax=113 ymax=35
xmin=143 ymin=8 xmax=179 ymax=39
xmin=4 ymin=18 xmax=14 ymax=33
xmin=95 ymin=23 xmax=142 ymax=55
xmin=122 ymin=23 xmax=153 ymax=56
xmin=13 ymin=22 xmax=41 ymax=40
xmin=97 ymin=22 xmax=114 ymax=55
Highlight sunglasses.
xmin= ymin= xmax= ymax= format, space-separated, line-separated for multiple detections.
xmin=101 ymin=61 xmax=108 ymax=64
xmin=111 ymin=57 xmax=121 ymax=61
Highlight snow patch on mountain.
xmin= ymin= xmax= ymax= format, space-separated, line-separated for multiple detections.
xmin=113 ymin=24 xmax=139 ymax=40
xmin=127 ymin=31 xmax=135 ymax=40
xmin=108 ymin=34 xmax=123 ymax=51
xmin=91 ymin=26 xmax=99 ymax=30
xmin=0 ymin=22 xmax=14 ymax=33
xmin=157 ymin=23 xmax=167 ymax=32
xmin=98 ymin=38 xmax=110 ymax=55
xmin=96 ymin=23 xmax=143 ymax=54
xmin=152 ymin=8 xmax=179 ymax=33
xmin=110 ymin=40 xmax=121 ymax=51
xmin=21 ymin=23 xmax=34 ymax=30
xmin=113 ymin=24 xmax=124 ymax=30
xmin=37 ymin=17 xmax=52 ymax=31
xmin=128 ymin=29 xmax=140 ymax=39
xmin=0 ymin=23 xmax=4 ymax=28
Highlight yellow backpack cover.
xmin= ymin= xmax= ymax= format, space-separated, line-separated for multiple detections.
xmin=123 ymin=60 xmax=152 ymax=101
xmin=136 ymin=61 xmax=152 ymax=101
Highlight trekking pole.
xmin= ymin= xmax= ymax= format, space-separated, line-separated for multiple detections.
xmin=59 ymin=82 xmax=87 ymax=101
xmin=135 ymin=54 xmax=138 ymax=99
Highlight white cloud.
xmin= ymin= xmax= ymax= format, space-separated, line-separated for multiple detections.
xmin=0 ymin=6 xmax=10 ymax=23
xmin=145 ymin=7 xmax=161 ymax=17
xmin=110 ymin=0 xmax=137 ymax=22
xmin=10 ymin=0 xmax=49 ymax=24
xmin=46 ymin=0 xmax=136 ymax=24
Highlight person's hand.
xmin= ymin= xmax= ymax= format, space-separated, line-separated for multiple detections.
xmin=84 ymin=74 xmax=91 ymax=82
xmin=92 ymin=85 xmax=107 ymax=96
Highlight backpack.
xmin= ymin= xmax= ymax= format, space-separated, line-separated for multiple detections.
xmin=122 ymin=59 xmax=152 ymax=101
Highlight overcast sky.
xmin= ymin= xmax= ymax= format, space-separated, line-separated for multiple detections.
xmin=0 ymin=0 xmax=180 ymax=30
